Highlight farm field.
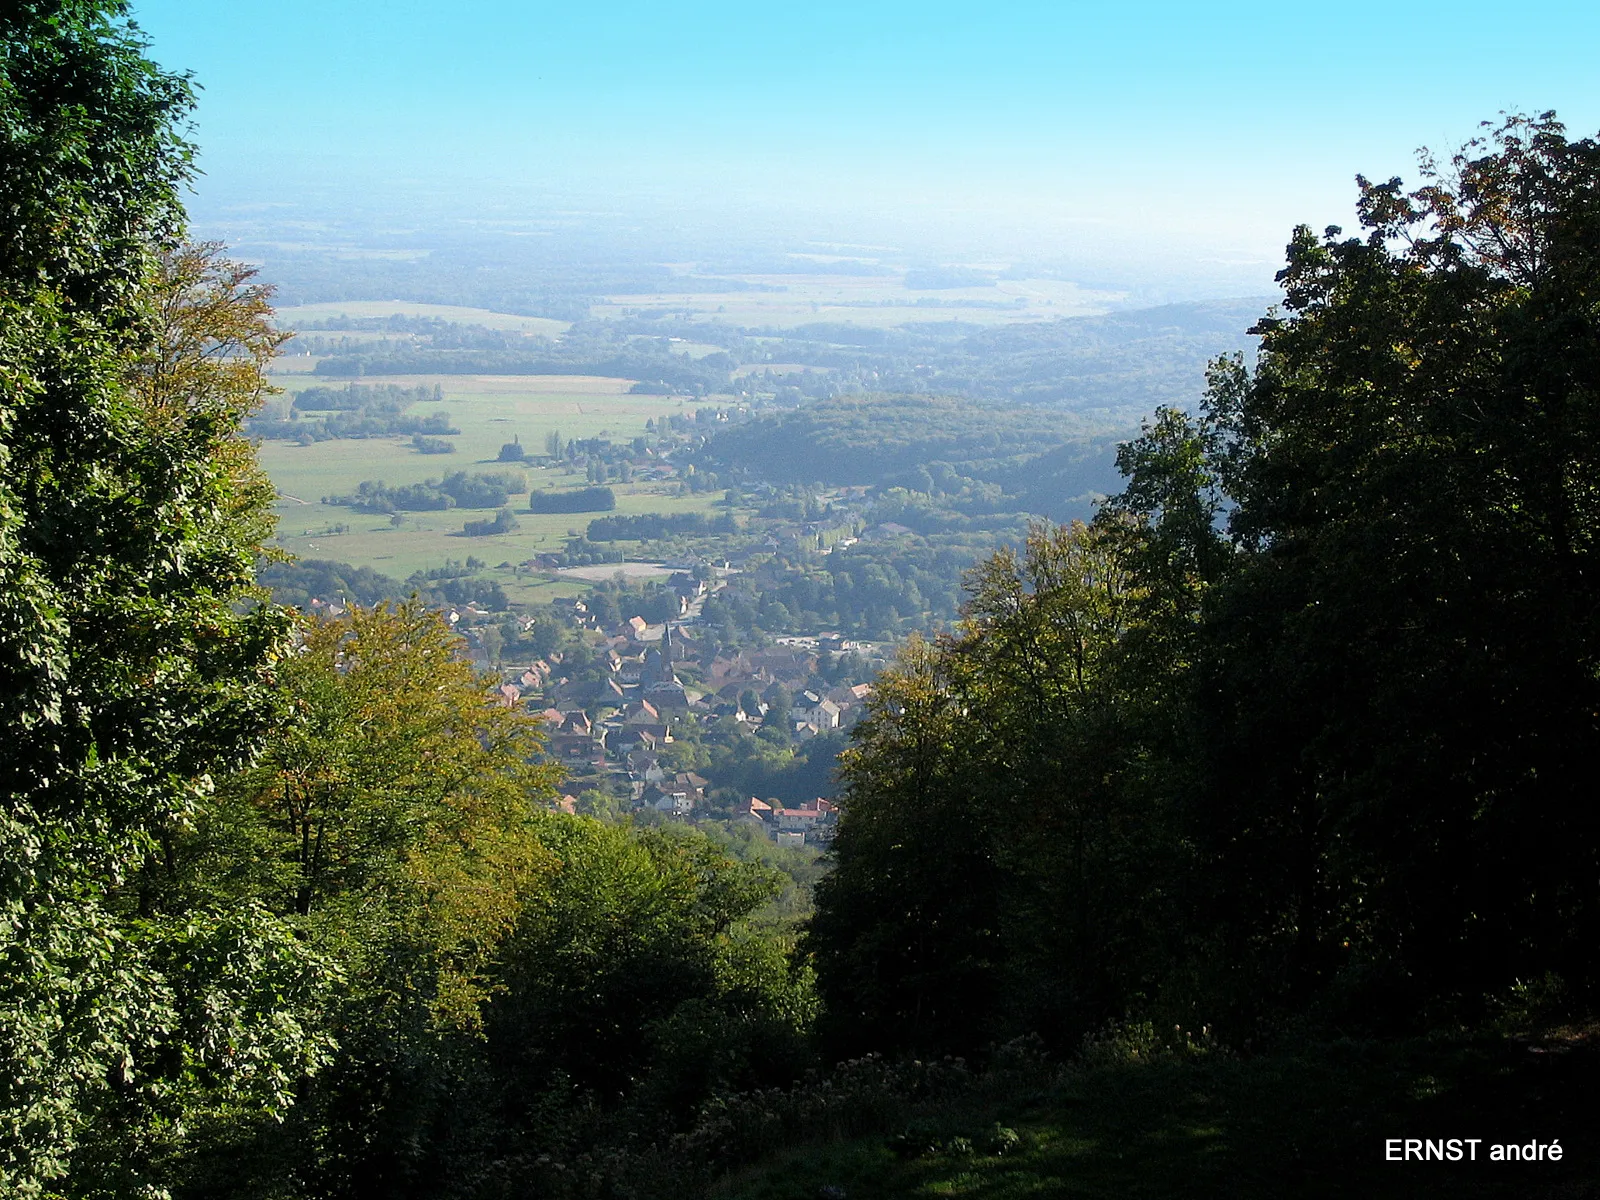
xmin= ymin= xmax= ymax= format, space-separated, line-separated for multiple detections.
xmin=269 ymin=483 xmax=724 ymax=581
xmin=273 ymin=300 xmax=571 ymax=336
xmin=257 ymin=372 xmax=726 ymax=581
xmin=259 ymin=372 xmax=680 ymax=484
xmin=594 ymin=273 xmax=1123 ymax=329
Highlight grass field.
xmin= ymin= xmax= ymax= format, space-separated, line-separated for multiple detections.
xmin=273 ymin=300 xmax=571 ymax=337
xmin=257 ymin=372 xmax=725 ymax=582
xmin=594 ymin=274 xmax=1124 ymax=329
xmin=273 ymin=279 xmax=1123 ymax=335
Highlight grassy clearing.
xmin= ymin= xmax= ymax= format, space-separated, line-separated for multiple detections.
xmin=256 ymin=373 xmax=722 ymax=579
xmin=717 ymin=1031 xmax=1600 ymax=1199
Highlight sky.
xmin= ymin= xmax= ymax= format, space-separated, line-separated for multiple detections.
xmin=129 ymin=0 xmax=1600 ymax=287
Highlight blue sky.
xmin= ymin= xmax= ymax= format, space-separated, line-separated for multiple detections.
xmin=129 ymin=0 xmax=1600 ymax=277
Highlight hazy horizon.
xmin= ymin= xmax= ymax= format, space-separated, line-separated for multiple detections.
xmin=131 ymin=0 xmax=1600 ymax=304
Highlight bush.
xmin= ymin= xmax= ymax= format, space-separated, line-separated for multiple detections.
xmin=463 ymin=508 xmax=521 ymax=537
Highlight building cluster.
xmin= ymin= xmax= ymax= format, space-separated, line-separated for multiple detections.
xmin=731 ymin=795 xmax=840 ymax=846
xmin=495 ymin=612 xmax=873 ymax=842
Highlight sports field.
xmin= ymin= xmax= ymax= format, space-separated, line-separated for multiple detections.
xmin=257 ymin=372 xmax=727 ymax=584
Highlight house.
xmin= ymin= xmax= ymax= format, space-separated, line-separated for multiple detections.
xmin=733 ymin=796 xmax=774 ymax=826
xmin=626 ymin=751 xmax=666 ymax=783
xmin=812 ymin=699 xmax=842 ymax=730
xmin=644 ymin=784 xmax=696 ymax=816
xmin=567 ymin=677 xmax=625 ymax=707
xmin=668 ymin=572 xmax=707 ymax=600
xmin=769 ymin=797 xmax=839 ymax=842
xmin=673 ymin=771 xmax=710 ymax=800
xmin=826 ymin=683 xmax=872 ymax=708
xmin=640 ymin=773 xmax=708 ymax=815
xmin=613 ymin=721 xmax=670 ymax=752
xmin=554 ymin=733 xmax=597 ymax=760
xmin=667 ymin=625 xmax=699 ymax=662
xmin=749 ymin=647 xmax=812 ymax=677
xmin=643 ymin=678 xmax=689 ymax=710
xmin=624 ymin=700 xmax=661 ymax=725
xmin=641 ymin=646 xmax=673 ymax=687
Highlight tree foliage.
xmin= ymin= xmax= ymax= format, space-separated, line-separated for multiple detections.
xmin=810 ymin=114 xmax=1600 ymax=1053
xmin=0 ymin=8 xmax=334 ymax=1194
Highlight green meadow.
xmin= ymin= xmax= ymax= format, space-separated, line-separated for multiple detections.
xmin=258 ymin=372 xmax=727 ymax=587
xmin=593 ymin=273 xmax=1122 ymax=329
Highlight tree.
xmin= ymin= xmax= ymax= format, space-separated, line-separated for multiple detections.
xmin=806 ymin=636 xmax=1000 ymax=1056
xmin=811 ymin=115 xmax=1600 ymax=1046
xmin=806 ymin=525 xmax=1167 ymax=1056
xmin=156 ymin=602 xmax=561 ymax=1195
xmin=486 ymin=820 xmax=802 ymax=1128
xmin=0 ymin=10 xmax=325 ymax=1194
xmin=1190 ymin=113 xmax=1600 ymax=1016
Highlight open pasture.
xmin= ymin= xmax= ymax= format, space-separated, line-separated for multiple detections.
xmin=259 ymin=372 xmax=676 ymax=494
xmin=594 ymin=273 xmax=1122 ymax=329
xmin=269 ymin=483 xmax=724 ymax=581
xmin=257 ymin=372 xmax=720 ymax=579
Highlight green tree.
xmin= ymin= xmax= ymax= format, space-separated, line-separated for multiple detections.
xmin=486 ymin=819 xmax=810 ymax=1139
xmin=811 ymin=114 xmax=1600 ymax=1049
xmin=806 ymin=635 xmax=999 ymax=1056
xmin=806 ymin=524 xmax=1171 ymax=1056
xmin=157 ymin=603 xmax=561 ymax=1196
xmin=1190 ymin=113 xmax=1600 ymax=1016
xmin=0 ymin=10 xmax=326 ymax=1194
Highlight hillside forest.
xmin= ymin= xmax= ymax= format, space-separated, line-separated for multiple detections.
xmin=6 ymin=7 xmax=1600 ymax=1199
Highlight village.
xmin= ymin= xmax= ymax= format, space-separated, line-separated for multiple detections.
xmin=482 ymin=575 xmax=881 ymax=845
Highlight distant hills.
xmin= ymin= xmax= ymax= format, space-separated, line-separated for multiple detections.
xmin=287 ymin=296 xmax=1272 ymax=422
